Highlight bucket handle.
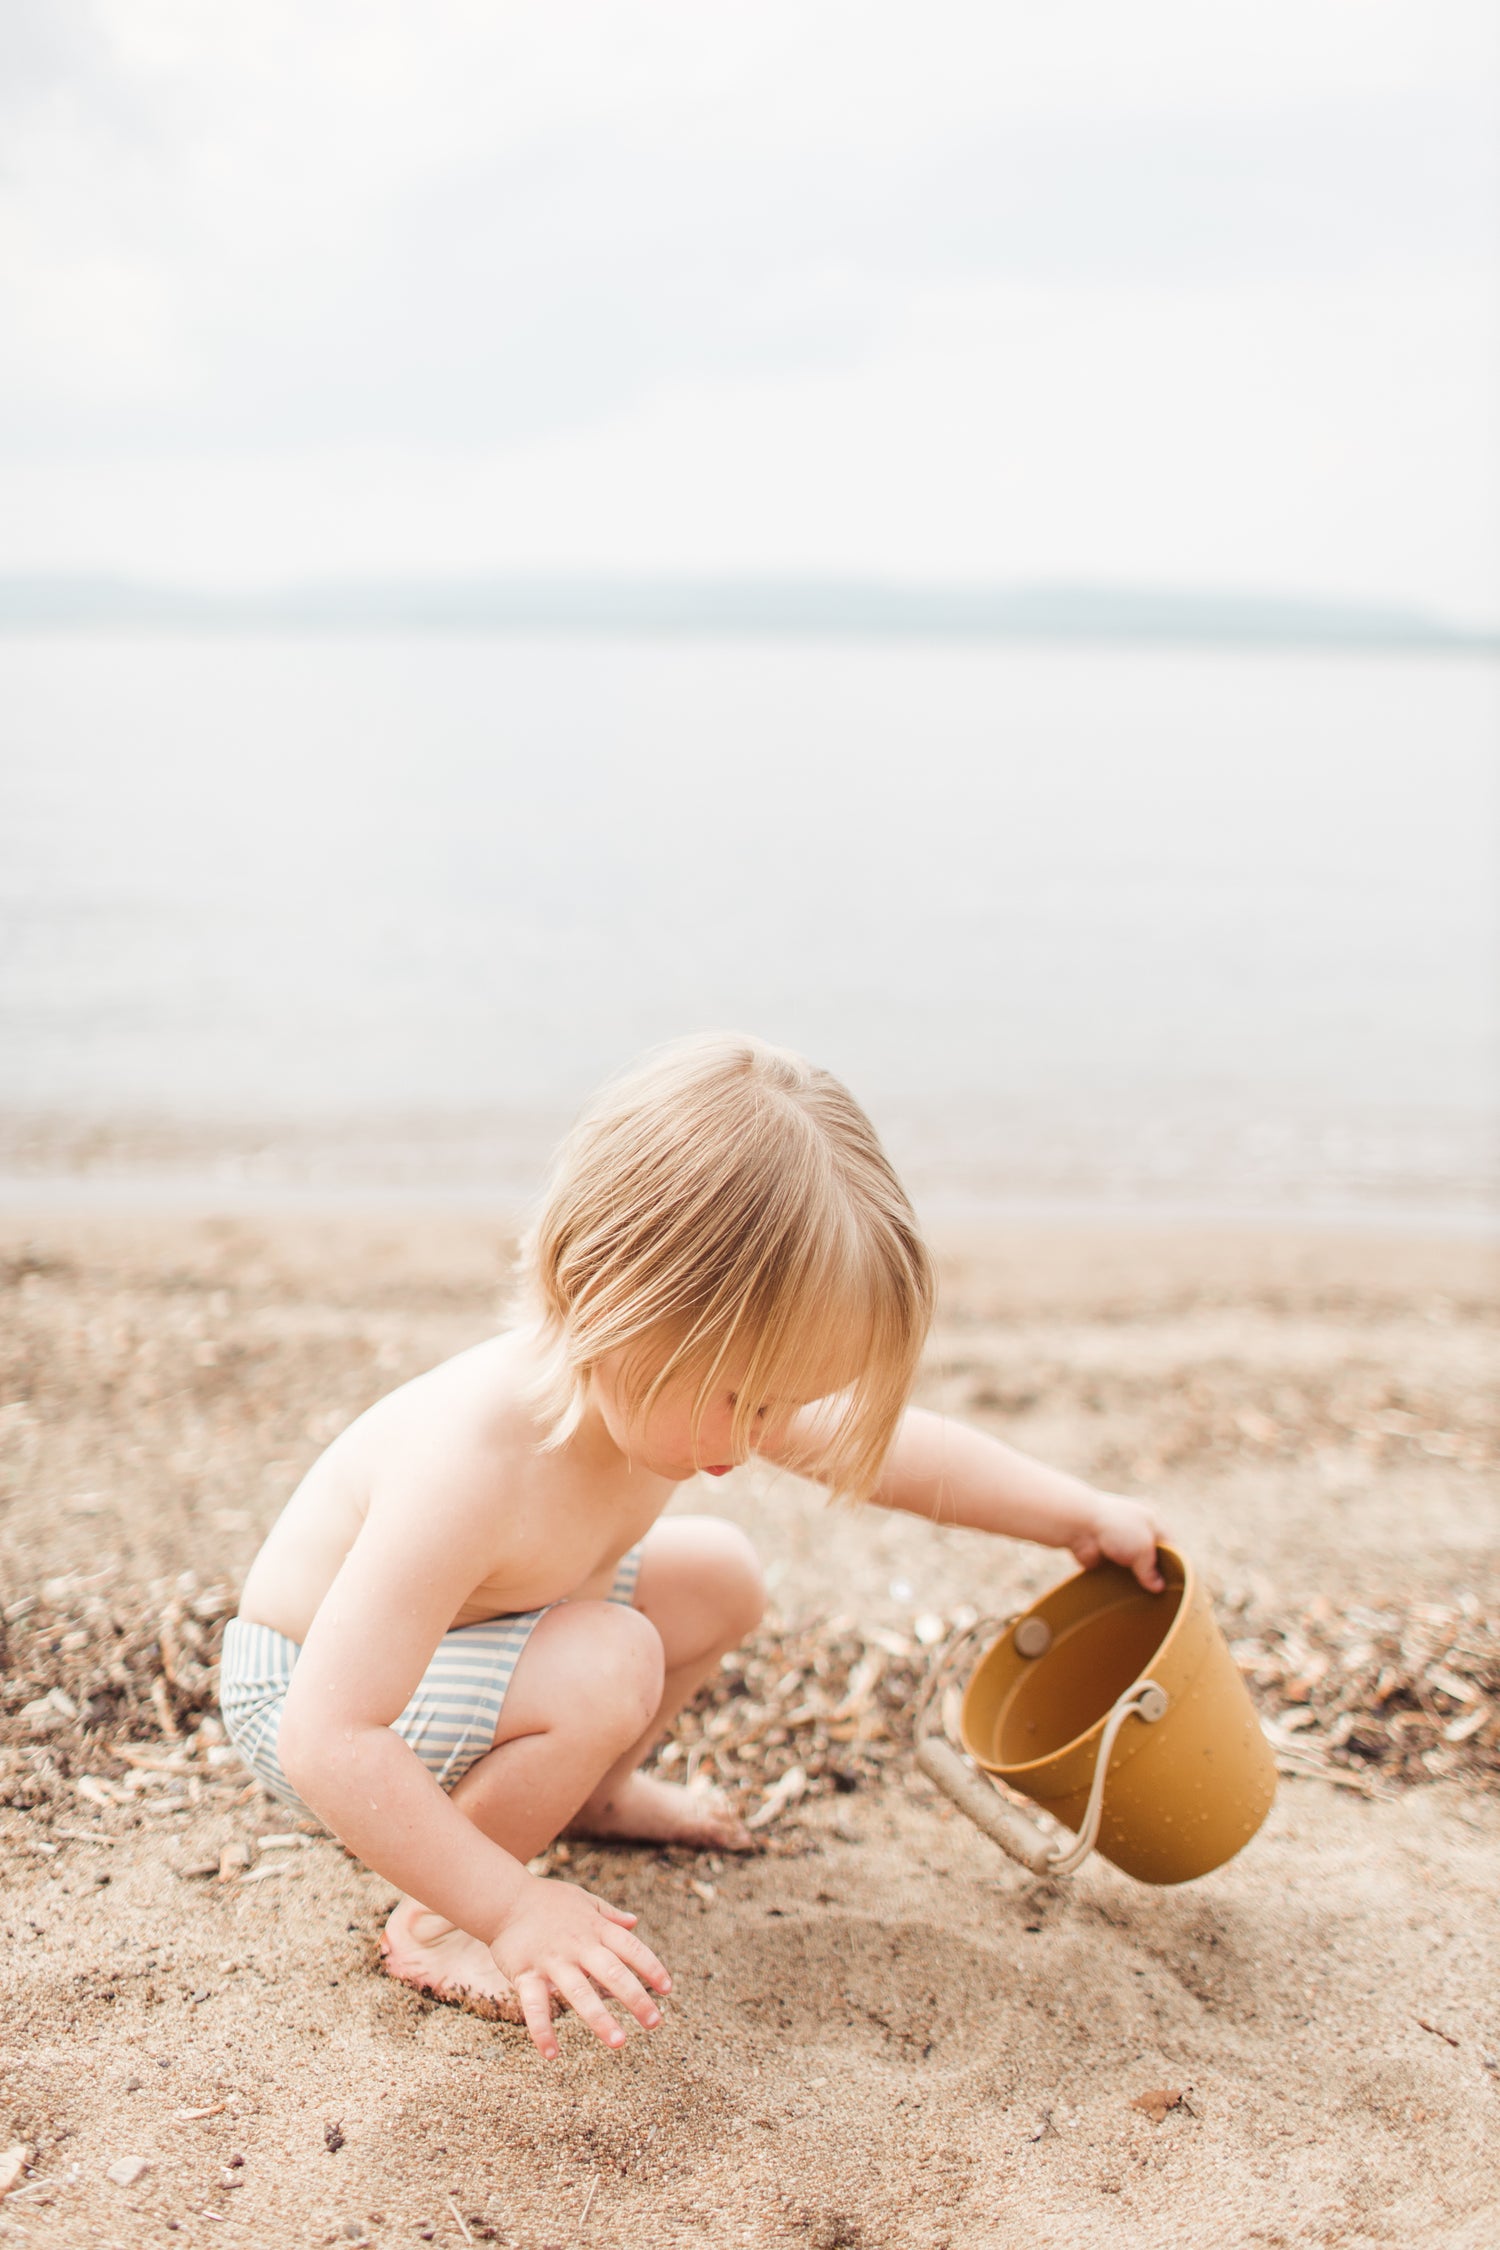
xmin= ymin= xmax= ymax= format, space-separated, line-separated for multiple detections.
xmin=913 ymin=1617 xmax=1168 ymax=1877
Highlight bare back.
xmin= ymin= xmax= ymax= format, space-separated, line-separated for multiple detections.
xmin=236 ymin=1331 xmax=671 ymax=1644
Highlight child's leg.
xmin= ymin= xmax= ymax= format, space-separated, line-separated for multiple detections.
xmin=381 ymin=1596 xmax=667 ymax=2011
xmin=568 ymin=1514 xmax=764 ymax=1850
xmin=380 ymin=1521 xmax=762 ymax=2010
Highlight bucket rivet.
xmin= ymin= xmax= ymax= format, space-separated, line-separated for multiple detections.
xmin=1013 ymin=1617 xmax=1052 ymax=1659
xmin=1137 ymin=1685 xmax=1169 ymax=1723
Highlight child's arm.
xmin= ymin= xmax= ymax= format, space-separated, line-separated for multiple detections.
xmin=867 ymin=1407 xmax=1165 ymax=1590
xmin=274 ymin=1462 xmax=669 ymax=2059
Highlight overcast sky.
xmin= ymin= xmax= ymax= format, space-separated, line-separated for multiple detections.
xmin=2 ymin=0 xmax=1497 ymax=623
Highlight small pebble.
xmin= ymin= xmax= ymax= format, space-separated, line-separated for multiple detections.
xmin=105 ymin=2156 xmax=150 ymax=2188
xmin=123 ymin=2076 xmax=142 ymax=2093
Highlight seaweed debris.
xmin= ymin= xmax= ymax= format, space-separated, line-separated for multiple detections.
xmin=1 ymin=1572 xmax=1495 ymax=1840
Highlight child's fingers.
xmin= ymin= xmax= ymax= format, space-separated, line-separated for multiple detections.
xmin=551 ymin=1966 xmax=628 ymax=2051
xmin=603 ymin=1921 xmax=672 ymax=1993
xmin=1112 ymin=1536 xmax=1162 ymax=1589
xmin=585 ymin=1893 xmax=638 ymax=1928
xmin=1135 ymin=1527 xmax=1168 ymax=1590
xmin=582 ymin=1945 xmax=664 ymax=2031
xmin=516 ymin=1972 xmax=561 ymax=2062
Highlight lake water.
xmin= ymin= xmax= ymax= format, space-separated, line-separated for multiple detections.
xmin=2 ymin=632 xmax=1496 ymax=1223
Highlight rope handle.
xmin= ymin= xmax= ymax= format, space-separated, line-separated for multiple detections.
xmin=912 ymin=1614 xmax=1168 ymax=1876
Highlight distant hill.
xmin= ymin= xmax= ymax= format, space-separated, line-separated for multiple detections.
xmin=0 ymin=572 xmax=1493 ymax=650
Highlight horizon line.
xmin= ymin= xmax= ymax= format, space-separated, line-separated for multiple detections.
xmin=1 ymin=569 xmax=1495 ymax=653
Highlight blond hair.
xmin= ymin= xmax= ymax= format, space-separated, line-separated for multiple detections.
xmin=515 ymin=1034 xmax=933 ymax=1497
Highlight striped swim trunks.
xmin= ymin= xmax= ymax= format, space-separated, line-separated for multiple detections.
xmin=219 ymin=1545 xmax=643 ymax=1825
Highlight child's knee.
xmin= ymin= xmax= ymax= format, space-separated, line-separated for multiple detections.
xmin=572 ymin=1600 xmax=666 ymax=1738
xmin=697 ymin=1520 xmax=766 ymax=1641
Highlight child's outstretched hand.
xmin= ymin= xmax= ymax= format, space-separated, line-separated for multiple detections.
xmin=490 ymin=1872 xmax=671 ymax=2060
xmin=1069 ymin=1492 xmax=1167 ymax=1592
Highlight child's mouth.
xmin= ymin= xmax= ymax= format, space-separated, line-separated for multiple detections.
xmin=703 ymin=1465 xmax=732 ymax=1477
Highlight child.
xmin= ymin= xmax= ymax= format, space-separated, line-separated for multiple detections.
xmin=221 ymin=1034 xmax=1161 ymax=2061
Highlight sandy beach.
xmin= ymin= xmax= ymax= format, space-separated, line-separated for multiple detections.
xmin=2 ymin=1210 xmax=1497 ymax=2249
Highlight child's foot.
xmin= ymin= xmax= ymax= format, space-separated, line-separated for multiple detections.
xmin=379 ymin=1899 xmax=547 ymax=2025
xmin=567 ymin=1770 xmax=753 ymax=1852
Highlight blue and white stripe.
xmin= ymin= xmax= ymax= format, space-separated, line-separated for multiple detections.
xmin=219 ymin=1544 xmax=643 ymax=1823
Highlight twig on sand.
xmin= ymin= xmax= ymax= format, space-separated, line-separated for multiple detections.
xmin=746 ymin=1765 xmax=807 ymax=1831
xmin=1267 ymin=1740 xmax=1395 ymax=1801
xmin=5 ymin=2178 xmax=54 ymax=2203
xmin=114 ymin=1742 xmax=189 ymax=1774
xmin=1 ymin=2151 xmax=42 ymax=2204
xmin=625 ymin=2123 xmax=658 ymax=2179
xmin=570 ymin=2173 xmax=600 ymax=2243
xmin=447 ymin=2196 xmax=473 ymax=2243
xmin=1416 ymin=2016 xmax=1461 ymax=2047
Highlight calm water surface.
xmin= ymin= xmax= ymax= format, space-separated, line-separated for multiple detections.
xmin=1 ymin=634 xmax=1495 ymax=1218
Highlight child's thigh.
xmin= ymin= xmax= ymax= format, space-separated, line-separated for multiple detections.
xmin=632 ymin=1515 xmax=764 ymax=1657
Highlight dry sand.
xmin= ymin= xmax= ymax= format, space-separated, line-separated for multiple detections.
xmin=2 ymin=1211 xmax=1497 ymax=2249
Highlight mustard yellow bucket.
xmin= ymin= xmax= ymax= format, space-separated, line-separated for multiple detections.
xmin=914 ymin=1546 xmax=1276 ymax=1885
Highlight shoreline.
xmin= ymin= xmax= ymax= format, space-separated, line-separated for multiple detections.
xmin=0 ymin=1171 xmax=1495 ymax=1239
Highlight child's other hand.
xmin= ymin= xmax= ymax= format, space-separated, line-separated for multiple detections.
xmin=490 ymin=1874 xmax=671 ymax=2060
xmin=1069 ymin=1492 xmax=1167 ymax=1592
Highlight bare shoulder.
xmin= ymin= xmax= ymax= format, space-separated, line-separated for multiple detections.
xmin=356 ymin=1329 xmax=541 ymax=1500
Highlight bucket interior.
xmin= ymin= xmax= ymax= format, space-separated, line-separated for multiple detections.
xmin=990 ymin=1580 xmax=1183 ymax=1770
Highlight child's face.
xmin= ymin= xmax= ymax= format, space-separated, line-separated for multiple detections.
xmin=589 ymin=1354 xmax=782 ymax=1481
xmin=589 ymin=1342 xmax=850 ymax=1483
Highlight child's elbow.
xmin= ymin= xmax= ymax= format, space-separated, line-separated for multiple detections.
xmin=275 ymin=1693 xmax=336 ymax=1800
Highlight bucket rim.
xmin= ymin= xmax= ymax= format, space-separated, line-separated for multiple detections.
xmin=969 ymin=1541 xmax=1201 ymax=1783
